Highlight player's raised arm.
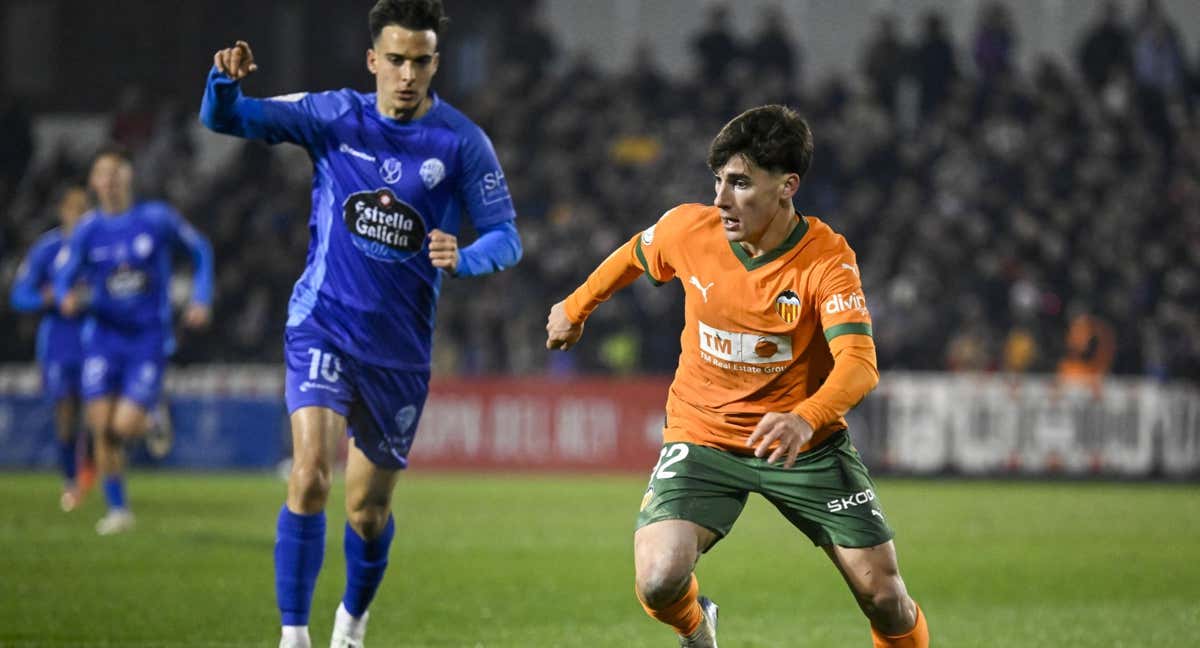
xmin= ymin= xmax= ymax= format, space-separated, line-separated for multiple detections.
xmin=200 ymin=40 xmax=345 ymax=147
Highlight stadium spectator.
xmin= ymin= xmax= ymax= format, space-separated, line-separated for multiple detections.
xmin=972 ymin=2 xmax=1016 ymax=87
xmin=1077 ymin=1 xmax=1133 ymax=92
xmin=746 ymin=3 xmax=800 ymax=86
xmin=861 ymin=14 xmax=907 ymax=117
xmin=690 ymin=3 xmax=742 ymax=82
xmin=911 ymin=11 xmax=960 ymax=121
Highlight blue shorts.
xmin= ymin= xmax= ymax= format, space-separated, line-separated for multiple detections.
xmin=80 ymin=325 xmax=166 ymax=411
xmin=284 ymin=325 xmax=430 ymax=470
xmin=42 ymin=359 xmax=82 ymax=402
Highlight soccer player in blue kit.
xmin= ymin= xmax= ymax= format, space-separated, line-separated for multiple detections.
xmin=11 ymin=184 xmax=92 ymax=512
xmin=200 ymin=1 xmax=522 ymax=646
xmin=55 ymin=146 xmax=214 ymax=535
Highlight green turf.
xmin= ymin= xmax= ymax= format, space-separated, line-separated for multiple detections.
xmin=0 ymin=472 xmax=1197 ymax=647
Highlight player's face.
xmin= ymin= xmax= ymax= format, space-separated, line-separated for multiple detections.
xmin=88 ymin=154 xmax=133 ymax=213
xmin=57 ymin=187 xmax=89 ymax=231
xmin=368 ymin=25 xmax=440 ymax=120
xmin=713 ymin=155 xmax=797 ymax=244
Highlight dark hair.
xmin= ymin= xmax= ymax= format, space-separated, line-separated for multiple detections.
xmin=706 ymin=105 xmax=813 ymax=179
xmin=90 ymin=142 xmax=133 ymax=168
xmin=369 ymin=0 xmax=449 ymax=42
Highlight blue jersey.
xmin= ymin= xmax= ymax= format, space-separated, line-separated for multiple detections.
xmin=54 ymin=202 xmax=214 ymax=352
xmin=10 ymin=228 xmax=83 ymax=364
xmin=201 ymin=67 xmax=519 ymax=370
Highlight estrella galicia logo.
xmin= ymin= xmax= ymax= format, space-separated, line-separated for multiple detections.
xmin=380 ymin=158 xmax=403 ymax=184
xmin=343 ymin=188 xmax=428 ymax=262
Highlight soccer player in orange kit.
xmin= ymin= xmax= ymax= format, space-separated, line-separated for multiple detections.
xmin=546 ymin=105 xmax=928 ymax=648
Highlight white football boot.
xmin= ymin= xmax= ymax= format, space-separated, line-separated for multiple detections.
xmin=95 ymin=509 xmax=135 ymax=535
xmin=279 ymin=625 xmax=311 ymax=648
xmin=330 ymin=602 xmax=369 ymax=648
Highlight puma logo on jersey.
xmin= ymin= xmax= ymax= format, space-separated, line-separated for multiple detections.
xmin=823 ymin=292 xmax=867 ymax=314
xmin=689 ymin=276 xmax=715 ymax=303
xmin=841 ymin=262 xmax=859 ymax=277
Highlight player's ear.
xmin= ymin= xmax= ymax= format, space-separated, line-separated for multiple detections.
xmin=366 ymin=48 xmax=378 ymax=75
xmin=780 ymin=173 xmax=800 ymax=200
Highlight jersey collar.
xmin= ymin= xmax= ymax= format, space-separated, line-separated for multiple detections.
xmin=728 ymin=214 xmax=809 ymax=270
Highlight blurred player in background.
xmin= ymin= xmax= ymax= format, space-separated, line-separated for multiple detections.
xmin=10 ymin=183 xmax=94 ymax=512
xmin=200 ymin=0 xmax=522 ymax=645
xmin=55 ymin=146 xmax=214 ymax=536
xmin=547 ymin=106 xmax=929 ymax=648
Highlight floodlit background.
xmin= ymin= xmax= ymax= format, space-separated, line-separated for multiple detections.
xmin=0 ymin=1 xmax=1197 ymax=646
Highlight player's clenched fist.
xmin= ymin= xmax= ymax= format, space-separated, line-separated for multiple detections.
xmin=746 ymin=412 xmax=814 ymax=468
xmin=213 ymin=40 xmax=258 ymax=80
xmin=428 ymin=229 xmax=459 ymax=273
xmin=545 ymin=301 xmax=584 ymax=351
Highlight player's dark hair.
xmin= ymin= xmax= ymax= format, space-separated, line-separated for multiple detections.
xmin=706 ymin=105 xmax=813 ymax=179
xmin=90 ymin=143 xmax=133 ymax=168
xmin=369 ymin=0 xmax=449 ymax=42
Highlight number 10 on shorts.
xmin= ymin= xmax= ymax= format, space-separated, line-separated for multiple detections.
xmin=307 ymin=348 xmax=342 ymax=382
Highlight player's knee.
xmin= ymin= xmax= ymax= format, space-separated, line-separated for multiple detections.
xmin=635 ymin=560 xmax=692 ymax=609
xmin=288 ymin=463 xmax=333 ymax=508
xmin=345 ymin=505 xmax=391 ymax=540
xmin=860 ymin=582 xmax=913 ymax=629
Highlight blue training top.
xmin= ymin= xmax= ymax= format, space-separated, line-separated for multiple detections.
xmin=11 ymin=228 xmax=83 ymax=364
xmin=200 ymin=66 xmax=521 ymax=370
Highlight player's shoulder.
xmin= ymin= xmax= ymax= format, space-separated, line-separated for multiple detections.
xmin=424 ymin=95 xmax=492 ymax=144
xmin=648 ymin=204 xmax=710 ymax=249
xmin=135 ymin=200 xmax=181 ymax=221
xmin=801 ymin=215 xmax=856 ymax=259
xmin=33 ymin=226 xmax=64 ymax=249
xmin=268 ymin=88 xmax=363 ymax=122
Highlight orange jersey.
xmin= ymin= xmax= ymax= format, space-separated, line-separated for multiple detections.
xmin=627 ymin=203 xmax=875 ymax=454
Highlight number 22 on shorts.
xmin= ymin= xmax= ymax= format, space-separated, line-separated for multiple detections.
xmin=649 ymin=443 xmax=689 ymax=480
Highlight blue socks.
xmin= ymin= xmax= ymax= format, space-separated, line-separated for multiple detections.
xmin=102 ymin=475 xmax=126 ymax=510
xmin=58 ymin=440 xmax=77 ymax=486
xmin=342 ymin=515 xmax=395 ymax=617
xmin=275 ymin=506 xmax=326 ymax=626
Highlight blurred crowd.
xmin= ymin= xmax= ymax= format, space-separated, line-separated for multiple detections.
xmin=1 ymin=1 xmax=1198 ymax=381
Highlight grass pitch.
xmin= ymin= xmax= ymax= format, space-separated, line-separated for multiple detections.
xmin=0 ymin=471 xmax=1197 ymax=647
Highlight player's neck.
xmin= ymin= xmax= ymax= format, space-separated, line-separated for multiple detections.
xmin=377 ymin=95 xmax=432 ymax=122
xmin=99 ymin=198 xmax=132 ymax=215
xmin=738 ymin=206 xmax=799 ymax=258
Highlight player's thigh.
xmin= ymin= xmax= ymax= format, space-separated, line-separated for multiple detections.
xmin=344 ymin=365 xmax=430 ymax=470
xmin=637 ymin=442 xmax=752 ymax=551
xmin=823 ymin=540 xmax=908 ymax=600
xmin=83 ymin=396 xmax=116 ymax=434
xmin=290 ymin=406 xmax=347 ymax=471
xmin=284 ymin=326 xmax=357 ymax=451
xmin=344 ymin=439 xmax=402 ymax=533
xmin=759 ymin=431 xmax=894 ymax=548
xmin=111 ymin=398 xmax=152 ymax=439
xmin=634 ymin=519 xmax=718 ymax=583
